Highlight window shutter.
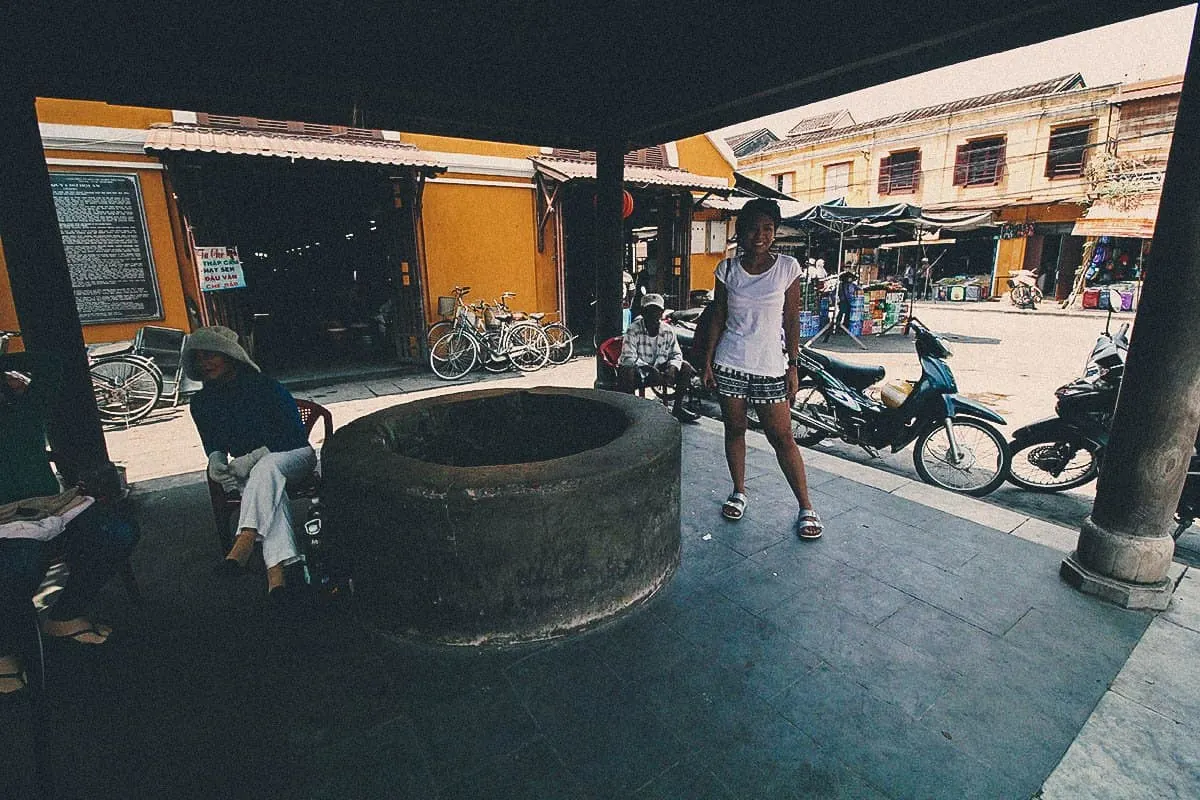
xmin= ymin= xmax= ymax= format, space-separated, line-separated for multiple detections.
xmin=992 ymin=140 xmax=1007 ymax=184
xmin=877 ymin=155 xmax=892 ymax=195
xmin=912 ymin=151 xmax=922 ymax=191
xmin=953 ymin=145 xmax=969 ymax=186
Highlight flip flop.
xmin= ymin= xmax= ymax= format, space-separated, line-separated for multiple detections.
xmin=0 ymin=657 xmax=28 ymax=696
xmin=722 ymin=492 xmax=747 ymax=521
xmin=797 ymin=509 xmax=823 ymax=540
xmin=42 ymin=619 xmax=113 ymax=646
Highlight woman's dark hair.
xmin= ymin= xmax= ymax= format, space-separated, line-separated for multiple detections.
xmin=735 ymin=198 xmax=782 ymax=240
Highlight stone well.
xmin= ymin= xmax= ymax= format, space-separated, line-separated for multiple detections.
xmin=321 ymin=386 xmax=681 ymax=644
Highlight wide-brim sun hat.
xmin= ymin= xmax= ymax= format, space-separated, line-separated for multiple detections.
xmin=182 ymin=325 xmax=260 ymax=381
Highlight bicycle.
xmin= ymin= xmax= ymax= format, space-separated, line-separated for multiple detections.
xmin=2 ymin=329 xmax=162 ymax=424
xmin=429 ymin=298 xmax=550 ymax=379
xmin=87 ymin=342 xmax=163 ymax=425
xmin=494 ymin=292 xmax=576 ymax=365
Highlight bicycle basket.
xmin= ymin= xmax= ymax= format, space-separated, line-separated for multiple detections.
xmin=437 ymin=296 xmax=457 ymax=317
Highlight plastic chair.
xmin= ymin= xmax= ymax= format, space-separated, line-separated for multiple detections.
xmin=206 ymin=398 xmax=333 ymax=552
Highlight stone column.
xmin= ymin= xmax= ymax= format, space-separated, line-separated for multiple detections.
xmin=593 ymin=142 xmax=625 ymax=388
xmin=0 ymin=82 xmax=112 ymax=482
xmin=1061 ymin=21 xmax=1200 ymax=610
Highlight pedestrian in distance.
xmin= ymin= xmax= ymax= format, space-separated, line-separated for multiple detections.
xmin=702 ymin=198 xmax=823 ymax=539
xmin=183 ymin=326 xmax=316 ymax=600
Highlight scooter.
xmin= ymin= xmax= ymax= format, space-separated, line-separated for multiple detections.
xmin=1006 ymin=322 xmax=1128 ymax=492
xmin=792 ymin=317 xmax=1011 ymax=497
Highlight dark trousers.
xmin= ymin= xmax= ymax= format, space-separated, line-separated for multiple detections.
xmin=0 ymin=503 xmax=139 ymax=656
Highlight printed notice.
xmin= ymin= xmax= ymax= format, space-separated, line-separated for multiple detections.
xmin=195 ymin=246 xmax=247 ymax=292
xmin=49 ymin=172 xmax=163 ymax=324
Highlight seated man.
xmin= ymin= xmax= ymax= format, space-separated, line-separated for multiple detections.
xmin=1 ymin=351 xmax=140 ymax=697
xmin=616 ymin=293 xmax=699 ymax=423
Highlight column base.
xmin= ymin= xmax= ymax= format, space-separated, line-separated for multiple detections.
xmin=1060 ymin=552 xmax=1184 ymax=611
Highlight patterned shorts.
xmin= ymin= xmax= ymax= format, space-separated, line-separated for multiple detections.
xmin=712 ymin=364 xmax=788 ymax=405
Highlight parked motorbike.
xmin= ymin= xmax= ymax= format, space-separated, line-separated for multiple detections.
xmin=1175 ymin=443 xmax=1199 ymax=541
xmin=1005 ymin=322 xmax=1128 ymax=492
xmin=1007 ymin=269 xmax=1042 ymax=309
xmin=791 ymin=317 xmax=1011 ymax=496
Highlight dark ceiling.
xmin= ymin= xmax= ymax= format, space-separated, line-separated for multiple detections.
xmin=6 ymin=1 xmax=1188 ymax=150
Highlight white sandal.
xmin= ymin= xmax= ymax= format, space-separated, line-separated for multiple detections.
xmin=722 ymin=492 xmax=747 ymax=521
xmin=797 ymin=509 xmax=823 ymax=540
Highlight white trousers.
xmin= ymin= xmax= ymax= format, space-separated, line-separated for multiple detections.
xmin=236 ymin=446 xmax=317 ymax=569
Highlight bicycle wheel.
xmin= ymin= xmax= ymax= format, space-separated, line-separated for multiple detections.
xmin=479 ymin=331 xmax=511 ymax=373
xmin=425 ymin=320 xmax=454 ymax=349
xmin=90 ymin=356 xmax=162 ymax=424
xmin=506 ymin=323 xmax=550 ymax=371
xmin=543 ymin=322 xmax=575 ymax=365
xmin=430 ymin=331 xmax=478 ymax=379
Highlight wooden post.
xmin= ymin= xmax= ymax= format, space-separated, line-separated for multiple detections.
xmin=1061 ymin=17 xmax=1200 ymax=609
xmin=594 ymin=142 xmax=625 ymax=387
xmin=0 ymin=81 xmax=111 ymax=481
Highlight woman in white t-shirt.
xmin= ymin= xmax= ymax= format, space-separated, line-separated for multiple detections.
xmin=702 ymin=199 xmax=822 ymax=539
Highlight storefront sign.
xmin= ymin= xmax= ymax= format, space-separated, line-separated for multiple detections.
xmin=196 ymin=246 xmax=247 ymax=291
xmin=49 ymin=172 xmax=163 ymax=324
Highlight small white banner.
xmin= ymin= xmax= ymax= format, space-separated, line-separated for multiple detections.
xmin=196 ymin=246 xmax=246 ymax=292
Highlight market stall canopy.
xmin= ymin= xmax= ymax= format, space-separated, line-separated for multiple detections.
xmin=786 ymin=202 xmax=923 ymax=233
xmin=912 ymin=211 xmax=997 ymax=232
xmin=529 ymin=156 xmax=730 ymax=193
xmin=5 ymin=1 xmax=1182 ymax=151
xmin=1072 ymin=195 xmax=1162 ymax=238
xmin=144 ymin=124 xmax=449 ymax=169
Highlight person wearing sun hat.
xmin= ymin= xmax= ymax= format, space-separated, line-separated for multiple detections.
xmin=183 ymin=326 xmax=315 ymax=598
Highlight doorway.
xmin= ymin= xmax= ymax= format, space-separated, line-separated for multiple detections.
xmin=165 ymin=154 xmax=426 ymax=377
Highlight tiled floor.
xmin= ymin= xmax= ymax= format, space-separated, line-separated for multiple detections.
xmin=2 ymin=424 xmax=1154 ymax=799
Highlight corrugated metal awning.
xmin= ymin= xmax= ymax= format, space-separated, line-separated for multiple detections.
xmin=144 ymin=125 xmax=448 ymax=168
xmin=1072 ymin=195 xmax=1160 ymax=239
xmin=530 ymin=156 xmax=730 ymax=193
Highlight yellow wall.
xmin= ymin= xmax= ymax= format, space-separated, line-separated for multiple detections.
xmin=34 ymin=98 xmax=172 ymax=128
xmin=420 ymin=179 xmax=545 ymax=321
xmin=402 ymin=133 xmax=539 ymax=159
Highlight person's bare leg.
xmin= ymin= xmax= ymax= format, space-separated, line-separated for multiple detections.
xmin=719 ymin=395 xmax=749 ymax=494
xmin=756 ymin=401 xmax=814 ymax=511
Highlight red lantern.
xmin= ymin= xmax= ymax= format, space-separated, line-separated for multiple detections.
xmin=593 ymin=189 xmax=636 ymax=219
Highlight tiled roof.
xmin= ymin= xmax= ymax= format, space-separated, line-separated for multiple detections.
xmin=724 ymin=128 xmax=773 ymax=149
xmin=786 ymin=110 xmax=853 ymax=136
xmin=529 ymin=157 xmax=730 ymax=192
xmin=144 ymin=124 xmax=448 ymax=168
xmin=757 ymin=74 xmax=1087 ymax=156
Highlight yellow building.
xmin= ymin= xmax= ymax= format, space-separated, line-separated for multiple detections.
xmin=739 ymin=74 xmax=1139 ymax=298
xmin=0 ymin=100 xmax=734 ymax=371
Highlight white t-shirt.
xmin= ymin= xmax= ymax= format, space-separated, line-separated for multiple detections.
xmin=713 ymin=254 xmax=802 ymax=377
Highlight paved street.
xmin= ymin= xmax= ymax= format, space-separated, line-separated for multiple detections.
xmin=101 ymin=299 xmax=1197 ymax=567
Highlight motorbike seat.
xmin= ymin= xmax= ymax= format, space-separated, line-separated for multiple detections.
xmin=803 ymin=349 xmax=885 ymax=391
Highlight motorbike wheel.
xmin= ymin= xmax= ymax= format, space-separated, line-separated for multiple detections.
xmin=790 ymin=382 xmax=838 ymax=447
xmin=1006 ymin=437 xmax=1099 ymax=492
xmin=913 ymin=418 xmax=1011 ymax=497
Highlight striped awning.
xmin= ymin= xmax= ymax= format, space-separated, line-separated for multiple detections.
xmin=144 ymin=125 xmax=448 ymax=168
xmin=530 ymin=156 xmax=730 ymax=193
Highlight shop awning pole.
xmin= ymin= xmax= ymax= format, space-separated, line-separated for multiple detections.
xmin=0 ymin=78 xmax=112 ymax=483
